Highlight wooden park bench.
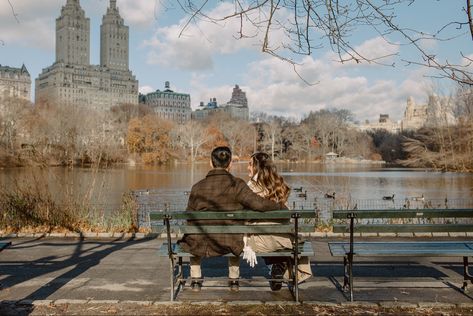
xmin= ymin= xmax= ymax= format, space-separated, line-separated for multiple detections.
xmin=329 ymin=208 xmax=473 ymax=301
xmin=0 ymin=241 xmax=11 ymax=252
xmin=150 ymin=209 xmax=317 ymax=302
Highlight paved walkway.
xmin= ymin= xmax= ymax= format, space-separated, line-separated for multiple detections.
xmin=1 ymin=237 xmax=473 ymax=314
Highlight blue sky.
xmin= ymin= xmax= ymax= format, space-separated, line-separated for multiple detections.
xmin=1 ymin=0 xmax=471 ymax=123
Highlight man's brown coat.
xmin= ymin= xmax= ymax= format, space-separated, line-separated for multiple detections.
xmin=177 ymin=168 xmax=284 ymax=257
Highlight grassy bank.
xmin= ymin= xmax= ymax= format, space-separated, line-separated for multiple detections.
xmin=0 ymin=168 xmax=141 ymax=235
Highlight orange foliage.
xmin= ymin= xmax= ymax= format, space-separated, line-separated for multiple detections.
xmin=201 ymin=125 xmax=227 ymax=153
xmin=126 ymin=115 xmax=174 ymax=164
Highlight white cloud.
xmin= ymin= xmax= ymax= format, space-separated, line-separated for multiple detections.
xmin=0 ymin=0 xmax=59 ymax=50
xmin=145 ymin=30 xmax=215 ymax=70
xmin=117 ymin=0 xmax=160 ymax=28
xmin=461 ymin=53 xmax=473 ymax=73
xmin=341 ymin=36 xmax=400 ymax=66
xmin=190 ymin=83 xmax=236 ymax=109
xmin=188 ymin=45 xmax=429 ymax=123
xmin=139 ymin=85 xmax=155 ymax=94
xmin=0 ymin=0 xmax=159 ymax=50
xmin=143 ymin=2 xmax=288 ymax=71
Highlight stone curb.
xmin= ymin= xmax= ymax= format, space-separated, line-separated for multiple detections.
xmin=457 ymin=302 xmax=473 ymax=308
xmin=3 ymin=232 xmax=473 ymax=239
xmin=379 ymin=302 xmax=418 ymax=308
xmin=340 ymin=301 xmax=379 ymax=308
xmin=120 ymin=300 xmax=154 ymax=306
xmin=4 ymin=232 xmax=472 ymax=239
xmin=303 ymin=301 xmax=339 ymax=307
xmin=0 ymin=232 xmax=148 ymax=239
xmin=189 ymin=301 xmax=224 ymax=306
xmin=417 ymin=302 xmax=456 ymax=308
xmin=1 ymin=300 xmax=470 ymax=308
xmin=88 ymin=300 xmax=120 ymax=304
xmin=263 ymin=301 xmax=300 ymax=305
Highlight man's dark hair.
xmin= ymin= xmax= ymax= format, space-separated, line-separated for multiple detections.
xmin=211 ymin=146 xmax=232 ymax=168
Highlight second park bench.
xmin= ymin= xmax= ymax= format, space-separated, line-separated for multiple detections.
xmin=329 ymin=208 xmax=473 ymax=301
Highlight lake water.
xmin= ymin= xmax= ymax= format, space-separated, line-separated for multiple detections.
xmin=1 ymin=163 xmax=472 ymax=221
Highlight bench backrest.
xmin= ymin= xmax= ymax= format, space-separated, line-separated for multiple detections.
xmin=149 ymin=209 xmax=317 ymax=234
xmin=332 ymin=209 xmax=473 ymax=234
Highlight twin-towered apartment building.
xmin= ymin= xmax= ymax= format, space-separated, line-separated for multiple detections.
xmin=2 ymin=0 xmax=248 ymax=123
xmin=35 ymin=0 xmax=138 ymax=111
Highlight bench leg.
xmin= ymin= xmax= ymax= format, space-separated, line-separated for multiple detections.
xmin=342 ymin=255 xmax=354 ymax=301
xmin=342 ymin=256 xmax=349 ymax=291
xmin=169 ymin=256 xmax=186 ymax=301
xmin=462 ymin=256 xmax=473 ymax=292
xmin=176 ymin=256 xmax=185 ymax=295
xmin=170 ymin=256 xmax=175 ymax=301
xmin=348 ymin=253 xmax=353 ymax=302
xmin=178 ymin=256 xmax=183 ymax=280
xmin=286 ymin=256 xmax=299 ymax=303
xmin=294 ymin=255 xmax=299 ymax=303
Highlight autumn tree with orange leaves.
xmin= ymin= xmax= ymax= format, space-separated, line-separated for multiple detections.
xmin=126 ymin=115 xmax=174 ymax=164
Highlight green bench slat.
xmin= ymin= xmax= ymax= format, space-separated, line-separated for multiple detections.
xmin=158 ymin=241 xmax=314 ymax=257
xmin=333 ymin=223 xmax=473 ymax=234
xmin=329 ymin=241 xmax=473 ymax=257
xmin=332 ymin=209 xmax=473 ymax=219
xmin=152 ymin=224 xmax=314 ymax=234
xmin=0 ymin=241 xmax=11 ymax=252
xmin=150 ymin=210 xmax=316 ymax=221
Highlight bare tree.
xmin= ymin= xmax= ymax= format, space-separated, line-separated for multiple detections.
xmin=262 ymin=118 xmax=282 ymax=160
xmin=0 ymin=96 xmax=30 ymax=153
xmin=176 ymin=0 xmax=473 ymax=84
xmin=300 ymin=108 xmax=355 ymax=158
xmin=285 ymin=123 xmax=316 ymax=161
xmin=172 ymin=120 xmax=213 ymax=162
xmin=220 ymin=119 xmax=255 ymax=158
xmin=455 ymin=84 xmax=473 ymax=118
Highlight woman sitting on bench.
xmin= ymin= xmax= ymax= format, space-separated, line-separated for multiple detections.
xmin=244 ymin=152 xmax=312 ymax=290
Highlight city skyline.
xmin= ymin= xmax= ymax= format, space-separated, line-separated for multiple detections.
xmin=1 ymin=0 xmax=471 ymax=122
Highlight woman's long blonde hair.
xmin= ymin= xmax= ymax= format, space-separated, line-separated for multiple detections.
xmin=249 ymin=152 xmax=290 ymax=203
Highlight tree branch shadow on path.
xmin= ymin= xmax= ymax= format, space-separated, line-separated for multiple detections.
xmin=0 ymin=236 xmax=153 ymax=305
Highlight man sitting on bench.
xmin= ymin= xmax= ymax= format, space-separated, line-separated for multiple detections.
xmin=177 ymin=146 xmax=285 ymax=292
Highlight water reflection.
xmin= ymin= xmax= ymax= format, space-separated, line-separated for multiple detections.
xmin=0 ymin=163 xmax=472 ymax=211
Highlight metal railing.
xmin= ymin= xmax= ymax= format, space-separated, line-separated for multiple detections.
xmin=133 ymin=189 xmax=473 ymax=229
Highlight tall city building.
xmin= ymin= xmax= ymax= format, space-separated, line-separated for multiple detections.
xmin=35 ymin=0 xmax=138 ymax=110
xmin=100 ymin=0 xmax=128 ymax=71
xmin=193 ymin=84 xmax=249 ymax=121
xmin=141 ymin=81 xmax=192 ymax=124
xmin=0 ymin=64 xmax=31 ymax=101
xmin=222 ymin=84 xmax=249 ymax=120
xmin=401 ymin=96 xmax=455 ymax=131
xmin=401 ymin=96 xmax=427 ymax=131
xmin=358 ymin=114 xmax=400 ymax=134
xmin=55 ymin=0 xmax=90 ymax=66
xmin=228 ymin=84 xmax=248 ymax=107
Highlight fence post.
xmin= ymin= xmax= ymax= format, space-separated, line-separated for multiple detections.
xmin=292 ymin=212 xmax=301 ymax=303
xmin=347 ymin=212 xmax=356 ymax=302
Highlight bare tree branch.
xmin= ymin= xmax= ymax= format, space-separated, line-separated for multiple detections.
xmin=8 ymin=0 xmax=20 ymax=24
xmin=468 ymin=0 xmax=473 ymax=40
xmin=175 ymin=0 xmax=473 ymax=85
